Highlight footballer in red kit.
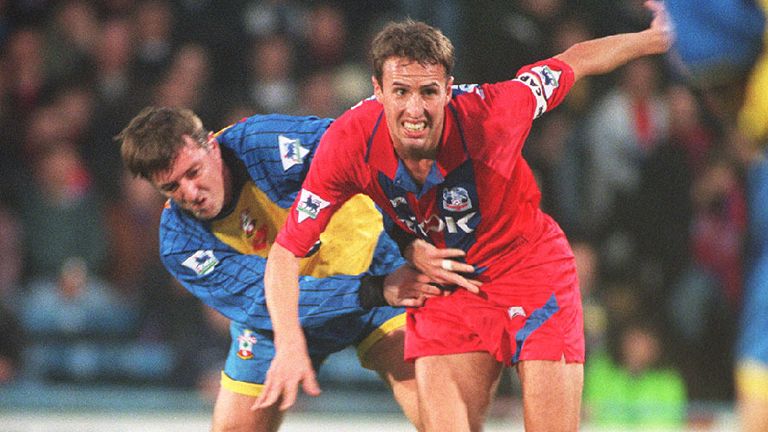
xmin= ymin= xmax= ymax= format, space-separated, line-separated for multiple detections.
xmin=276 ymin=58 xmax=583 ymax=366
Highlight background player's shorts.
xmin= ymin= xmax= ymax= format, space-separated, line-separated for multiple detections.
xmin=405 ymin=227 xmax=584 ymax=365
xmin=221 ymin=307 xmax=405 ymax=397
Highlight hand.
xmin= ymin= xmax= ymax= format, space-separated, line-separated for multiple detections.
xmin=644 ymin=0 xmax=673 ymax=54
xmin=403 ymin=239 xmax=482 ymax=294
xmin=252 ymin=341 xmax=321 ymax=411
xmin=383 ymin=265 xmax=445 ymax=307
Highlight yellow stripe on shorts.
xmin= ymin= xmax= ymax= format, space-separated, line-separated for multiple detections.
xmin=220 ymin=371 xmax=265 ymax=397
xmin=356 ymin=313 xmax=406 ymax=370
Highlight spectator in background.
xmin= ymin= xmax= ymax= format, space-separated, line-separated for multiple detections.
xmin=20 ymin=144 xmax=107 ymax=279
xmin=584 ymin=58 xmax=669 ymax=242
xmin=667 ymin=0 xmax=768 ymax=425
xmin=130 ymin=0 xmax=175 ymax=91
xmin=19 ymin=256 xmax=140 ymax=382
xmin=43 ymin=0 xmax=99 ymax=84
xmin=584 ymin=318 xmax=687 ymax=428
xmin=243 ymin=34 xmax=298 ymax=114
xmin=0 ymin=302 xmax=23 ymax=385
xmin=0 ymin=207 xmax=23 ymax=305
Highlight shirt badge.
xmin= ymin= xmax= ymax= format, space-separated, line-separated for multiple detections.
xmin=531 ymin=65 xmax=561 ymax=99
xmin=237 ymin=329 xmax=258 ymax=360
xmin=296 ymin=189 xmax=330 ymax=223
xmin=182 ymin=250 xmax=219 ymax=276
xmin=278 ymin=135 xmax=309 ymax=171
xmin=508 ymin=306 xmax=527 ymax=319
xmin=442 ymin=186 xmax=472 ymax=212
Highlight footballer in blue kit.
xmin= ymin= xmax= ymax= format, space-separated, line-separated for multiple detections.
xmin=118 ymin=107 xmax=436 ymax=431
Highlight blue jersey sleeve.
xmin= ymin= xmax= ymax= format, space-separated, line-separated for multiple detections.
xmin=159 ymin=203 xmax=376 ymax=330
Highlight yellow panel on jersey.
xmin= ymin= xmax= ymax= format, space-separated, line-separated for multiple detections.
xmin=211 ymin=181 xmax=383 ymax=277
xmin=738 ymin=0 xmax=768 ymax=143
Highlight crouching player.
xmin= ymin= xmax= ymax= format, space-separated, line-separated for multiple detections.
xmin=117 ymin=107 xmax=439 ymax=431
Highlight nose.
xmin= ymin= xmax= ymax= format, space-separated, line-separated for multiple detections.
xmin=405 ymin=92 xmax=424 ymax=116
xmin=177 ymin=179 xmax=198 ymax=203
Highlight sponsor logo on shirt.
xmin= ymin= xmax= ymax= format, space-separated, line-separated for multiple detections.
xmin=442 ymin=186 xmax=473 ymax=212
xmin=278 ymin=135 xmax=309 ymax=171
xmin=182 ymin=250 xmax=219 ymax=276
xmin=296 ymin=189 xmax=330 ymax=223
xmin=400 ymin=212 xmax=477 ymax=236
xmin=237 ymin=329 xmax=258 ymax=360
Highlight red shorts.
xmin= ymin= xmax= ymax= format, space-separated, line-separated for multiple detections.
xmin=404 ymin=229 xmax=584 ymax=365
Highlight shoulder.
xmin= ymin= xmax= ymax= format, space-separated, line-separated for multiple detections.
xmin=322 ymin=98 xmax=382 ymax=149
xmin=220 ymin=114 xmax=333 ymax=147
xmin=158 ymin=201 xmax=211 ymax=255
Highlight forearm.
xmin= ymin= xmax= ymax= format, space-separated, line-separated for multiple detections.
xmin=264 ymin=242 xmax=305 ymax=347
xmin=555 ymin=29 xmax=669 ymax=81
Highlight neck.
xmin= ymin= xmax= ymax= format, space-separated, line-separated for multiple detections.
xmin=401 ymin=158 xmax=434 ymax=187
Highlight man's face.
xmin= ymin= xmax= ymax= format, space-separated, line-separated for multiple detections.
xmin=151 ymin=134 xmax=226 ymax=220
xmin=373 ymin=56 xmax=453 ymax=160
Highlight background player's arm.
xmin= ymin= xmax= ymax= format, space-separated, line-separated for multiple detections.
xmin=555 ymin=0 xmax=671 ymax=82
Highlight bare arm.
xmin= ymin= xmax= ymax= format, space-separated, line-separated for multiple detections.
xmin=252 ymin=242 xmax=320 ymax=411
xmin=555 ymin=1 xmax=672 ymax=81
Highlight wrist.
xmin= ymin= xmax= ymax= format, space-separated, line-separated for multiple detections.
xmin=358 ymin=275 xmax=387 ymax=308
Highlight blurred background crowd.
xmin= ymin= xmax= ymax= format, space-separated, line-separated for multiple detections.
xmin=0 ymin=0 xmax=756 ymax=428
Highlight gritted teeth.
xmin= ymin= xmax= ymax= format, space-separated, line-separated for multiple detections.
xmin=404 ymin=121 xmax=426 ymax=131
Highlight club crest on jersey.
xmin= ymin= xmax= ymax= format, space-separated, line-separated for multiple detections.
xmin=240 ymin=210 xmax=255 ymax=236
xmin=531 ymin=65 xmax=561 ymax=99
xmin=240 ymin=209 xmax=268 ymax=250
xmin=390 ymin=196 xmax=408 ymax=208
xmin=236 ymin=329 xmax=258 ymax=360
xmin=442 ymin=187 xmax=472 ymax=212
xmin=297 ymin=189 xmax=330 ymax=223
xmin=182 ymin=250 xmax=219 ymax=276
xmin=278 ymin=135 xmax=309 ymax=171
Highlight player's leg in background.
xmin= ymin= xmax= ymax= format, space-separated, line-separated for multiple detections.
xmin=362 ymin=327 xmax=423 ymax=430
xmin=211 ymin=386 xmax=284 ymax=432
xmin=415 ymin=352 xmax=502 ymax=432
xmin=517 ymin=358 xmax=583 ymax=432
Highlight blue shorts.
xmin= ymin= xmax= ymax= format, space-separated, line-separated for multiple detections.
xmin=221 ymin=307 xmax=405 ymax=396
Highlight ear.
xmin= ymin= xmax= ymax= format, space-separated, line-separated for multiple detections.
xmin=372 ymin=75 xmax=383 ymax=102
xmin=445 ymin=75 xmax=454 ymax=104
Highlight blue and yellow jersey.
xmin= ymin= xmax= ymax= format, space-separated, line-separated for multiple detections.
xmin=159 ymin=114 xmax=404 ymax=331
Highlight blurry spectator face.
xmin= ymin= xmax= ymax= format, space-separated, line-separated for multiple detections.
xmin=307 ymin=4 xmax=346 ymax=59
xmin=373 ymin=58 xmax=453 ymax=160
xmin=54 ymin=0 xmax=99 ymax=52
xmin=251 ymin=35 xmax=293 ymax=81
xmin=622 ymin=58 xmax=660 ymax=99
xmin=168 ymin=43 xmax=211 ymax=91
xmin=621 ymin=326 xmax=660 ymax=375
xmin=96 ymin=19 xmax=133 ymax=72
xmin=134 ymin=0 xmax=173 ymax=43
xmin=150 ymin=134 xmax=227 ymax=220
xmin=58 ymin=257 xmax=88 ymax=300
xmin=572 ymin=242 xmax=598 ymax=297
xmin=55 ymin=86 xmax=95 ymax=140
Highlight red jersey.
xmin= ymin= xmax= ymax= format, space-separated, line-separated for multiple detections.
xmin=277 ymin=58 xmax=575 ymax=285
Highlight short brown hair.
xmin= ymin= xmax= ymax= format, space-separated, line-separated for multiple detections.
xmin=371 ymin=19 xmax=454 ymax=85
xmin=117 ymin=106 xmax=207 ymax=180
